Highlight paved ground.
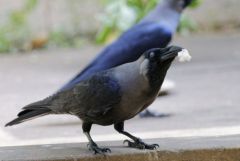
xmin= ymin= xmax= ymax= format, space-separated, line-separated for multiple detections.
xmin=0 ymin=33 xmax=240 ymax=148
xmin=2 ymin=136 xmax=240 ymax=161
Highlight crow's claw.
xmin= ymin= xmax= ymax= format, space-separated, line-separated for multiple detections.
xmin=139 ymin=110 xmax=171 ymax=118
xmin=87 ymin=143 xmax=111 ymax=155
xmin=123 ymin=139 xmax=159 ymax=150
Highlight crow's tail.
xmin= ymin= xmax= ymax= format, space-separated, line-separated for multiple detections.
xmin=5 ymin=100 xmax=52 ymax=127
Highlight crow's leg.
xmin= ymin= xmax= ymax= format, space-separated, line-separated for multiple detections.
xmin=82 ymin=122 xmax=111 ymax=154
xmin=114 ymin=122 xmax=159 ymax=150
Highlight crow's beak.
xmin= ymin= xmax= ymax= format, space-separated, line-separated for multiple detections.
xmin=160 ymin=46 xmax=183 ymax=62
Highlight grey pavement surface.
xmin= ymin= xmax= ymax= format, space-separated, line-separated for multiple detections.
xmin=2 ymin=136 xmax=240 ymax=161
xmin=0 ymin=33 xmax=240 ymax=149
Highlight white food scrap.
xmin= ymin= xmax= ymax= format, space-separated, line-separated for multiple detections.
xmin=178 ymin=49 xmax=192 ymax=62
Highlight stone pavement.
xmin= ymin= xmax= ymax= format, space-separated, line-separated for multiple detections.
xmin=0 ymin=33 xmax=240 ymax=160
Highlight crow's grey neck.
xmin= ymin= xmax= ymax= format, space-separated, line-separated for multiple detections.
xmin=140 ymin=0 xmax=182 ymax=33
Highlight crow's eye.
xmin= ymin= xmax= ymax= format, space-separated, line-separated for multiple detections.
xmin=149 ymin=52 xmax=155 ymax=59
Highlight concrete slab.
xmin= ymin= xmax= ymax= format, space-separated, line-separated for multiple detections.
xmin=1 ymin=136 xmax=240 ymax=161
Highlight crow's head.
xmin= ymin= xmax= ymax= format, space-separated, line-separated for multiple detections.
xmin=143 ymin=46 xmax=183 ymax=65
xmin=140 ymin=46 xmax=183 ymax=88
xmin=167 ymin=0 xmax=193 ymax=12
xmin=183 ymin=0 xmax=194 ymax=8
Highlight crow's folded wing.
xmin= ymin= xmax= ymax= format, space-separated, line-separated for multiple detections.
xmin=71 ymin=73 xmax=122 ymax=118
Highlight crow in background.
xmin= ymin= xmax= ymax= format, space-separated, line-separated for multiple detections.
xmin=6 ymin=46 xmax=183 ymax=154
xmin=60 ymin=0 xmax=193 ymax=117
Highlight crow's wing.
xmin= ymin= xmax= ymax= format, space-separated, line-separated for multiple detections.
xmin=70 ymin=72 xmax=121 ymax=118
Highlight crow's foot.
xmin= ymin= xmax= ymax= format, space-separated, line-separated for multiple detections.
xmin=123 ymin=139 xmax=159 ymax=150
xmin=87 ymin=143 xmax=111 ymax=154
xmin=139 ymin=110 xmax=171 ymax=118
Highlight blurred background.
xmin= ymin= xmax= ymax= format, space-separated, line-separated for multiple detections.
xmin=0 ymin=0 xmax=240 ymax=149
xmin=0 ymin=0 xmax=239 ymax=53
